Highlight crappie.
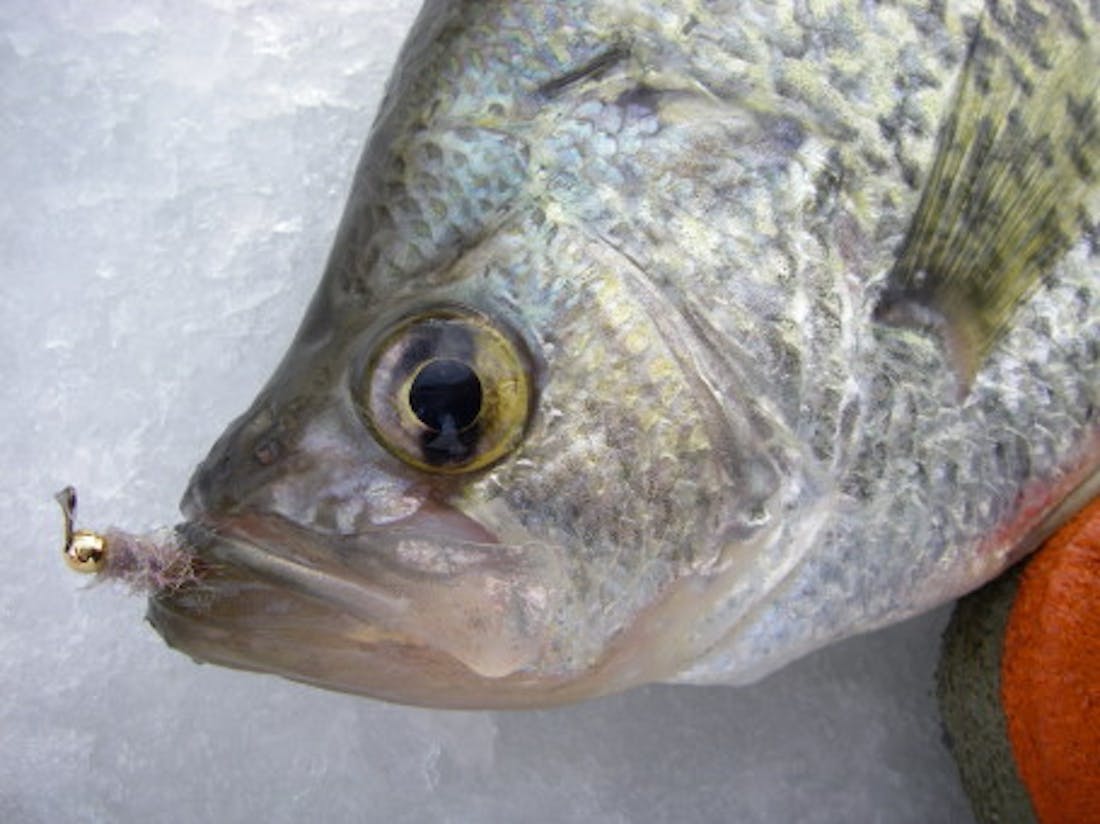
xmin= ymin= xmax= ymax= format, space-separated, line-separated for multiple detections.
xmin=69 ymin=0 xmax=1099 ymax=708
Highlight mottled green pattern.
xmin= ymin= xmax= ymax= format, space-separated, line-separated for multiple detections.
xmin=880 ymin=0 xmax=1100 ymax=384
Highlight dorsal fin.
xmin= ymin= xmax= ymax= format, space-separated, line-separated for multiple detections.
xmin=875 ymin=2 xmax=1099 ymax=391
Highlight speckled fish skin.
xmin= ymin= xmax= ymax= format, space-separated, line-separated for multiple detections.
xmin=150 ymin=0 xmax=1100 ymax=707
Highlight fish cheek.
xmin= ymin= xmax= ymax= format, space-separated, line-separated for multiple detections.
xmin=453 ymin=289 xmax=730 ymax=676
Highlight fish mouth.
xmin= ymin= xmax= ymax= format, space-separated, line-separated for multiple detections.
xmin=147 ymin=505 xmax=591 ymax=708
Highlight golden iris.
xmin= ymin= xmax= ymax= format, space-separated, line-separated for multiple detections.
xmin=357 ymin=306 xmax=533 ymax=473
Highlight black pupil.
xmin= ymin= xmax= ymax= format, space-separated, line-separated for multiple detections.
xmin=409 ymin=359 xmax=482 ymax=432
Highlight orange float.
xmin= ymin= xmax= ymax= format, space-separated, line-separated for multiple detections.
xmin=1001 ymin=496 xmax=1100 ymax=824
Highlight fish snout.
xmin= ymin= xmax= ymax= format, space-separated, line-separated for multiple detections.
xmin=180 ymin=403 xmax=290 ymax=520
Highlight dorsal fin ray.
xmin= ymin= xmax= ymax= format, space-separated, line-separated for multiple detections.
xmin=875 ymin=2 xmax=1100 ymax=391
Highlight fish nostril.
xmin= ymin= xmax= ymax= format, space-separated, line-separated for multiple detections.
xmin=252 ymin=436 xmax=283 ymax=467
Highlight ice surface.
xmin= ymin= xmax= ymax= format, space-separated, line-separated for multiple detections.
xmin=0 ymin=3 xmax=975 ymax=822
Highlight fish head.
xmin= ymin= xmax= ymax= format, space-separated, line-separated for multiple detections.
xmin=152 ymin=189 xmax=815 ymax=708
xmin=144 ymin=4 xmax=848 ymax=709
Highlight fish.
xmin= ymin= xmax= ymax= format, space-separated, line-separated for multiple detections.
xmin=63 ymin=0 xmax=1099 ymax=709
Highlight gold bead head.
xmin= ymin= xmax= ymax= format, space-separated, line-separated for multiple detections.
xmin=56 ymin=486 xmax=107 ymax=575
xmin=65 ymin=529 xmax=107 ymax=574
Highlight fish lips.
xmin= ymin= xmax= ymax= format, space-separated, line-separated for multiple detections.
xmin=148 ymin=505 xmax=585 ymax=708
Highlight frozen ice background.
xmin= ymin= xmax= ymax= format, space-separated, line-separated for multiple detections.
xmin=1 ymin=3 xmax=975 ymax=822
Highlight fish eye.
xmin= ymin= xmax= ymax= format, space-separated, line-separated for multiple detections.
xmin=356 ymin=306 xmax=534 ymax=474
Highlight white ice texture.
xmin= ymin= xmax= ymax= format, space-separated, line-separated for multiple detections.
xmin=1 ymin=3 xmax=975 ymax=822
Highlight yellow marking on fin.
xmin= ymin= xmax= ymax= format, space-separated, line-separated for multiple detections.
xmin=875 ymin=2 xmax=1099 ymax=390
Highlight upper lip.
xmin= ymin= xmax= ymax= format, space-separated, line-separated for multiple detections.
xmin=178 ymin=498 xmax=516 ymax=633
xmin=179 ymin=513 xmax=413 ymax=622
